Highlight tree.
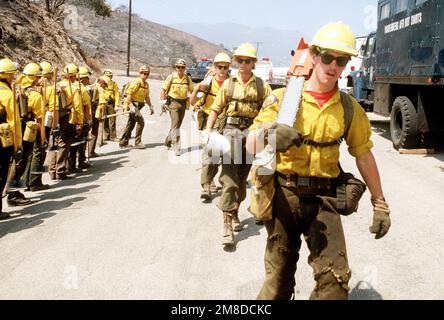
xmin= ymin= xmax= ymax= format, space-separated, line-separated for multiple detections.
xmin=44 ymin=0 xmax=65 ymax=20
xmin=71 ymin=0 xmax=112 ymax=17
xmin=38 ymin=0 xmax=112 ymax=18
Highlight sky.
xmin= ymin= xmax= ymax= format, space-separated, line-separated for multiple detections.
xmin=107 ymin=0 xmax=378 ymax=38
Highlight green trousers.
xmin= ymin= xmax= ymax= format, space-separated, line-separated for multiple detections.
xmin=257 ymin=174 xmax=351 ymax=300
xmin=165 ymin=99 xmax=187 ymax=145
xmin=218 ymin=126 xmax=252 ymax=212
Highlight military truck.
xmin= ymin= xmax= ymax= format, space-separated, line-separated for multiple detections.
xmin=350 ymin=0 xmax=444 ymax=149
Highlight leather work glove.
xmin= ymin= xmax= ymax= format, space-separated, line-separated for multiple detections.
xmin=270 ymin=122 xmax=302 ymax=152
xmin=369 ymin=198 xmax=391 ymax=239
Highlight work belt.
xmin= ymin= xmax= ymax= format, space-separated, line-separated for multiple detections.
xmin=277 ymin=172 xmax=337 ymax=197
xmin=170 ymin=97 xmax=188 ymax=103
xmin=226 ymin=116 xmax=253 ymax=128
xmin=302 ymin=137 xmax=344 ymax=148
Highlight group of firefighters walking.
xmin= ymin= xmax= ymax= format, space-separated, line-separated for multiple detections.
xmin=1 ymin=21 xmax=392 ymax=300
xmin=0 ymin=61 xmax=154 ymax=218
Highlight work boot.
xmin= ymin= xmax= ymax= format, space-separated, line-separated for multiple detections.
xmin=67 ymin=167 xmax=82 ymax=174
xmin=0 ymin=212 xmax=11 ymax=220
xmin=7 ymin=191 xmax=32 ymax=207
xmin=222 ymin=212 xmax=234 ymax=246
xmin=200 ymin=184 xmax=211 ymax=201
xmin=134 ymin=143 xmax=145 ymax=149
xmin=164 ymin=137 xmax=172 ymax=149
xmin=174 ymin=142 xmax=181 ymax=157
xmin=255 ymin=218 xmax=264 ymax=226
xmin=232 ymin=213 xmax=243 ymax=232
xmin=78 ymin=162 xmax=91 ymax=169
xmin=210 ymin=180 xmax=219 ymax=194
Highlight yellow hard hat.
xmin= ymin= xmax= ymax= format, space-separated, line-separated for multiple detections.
xmin=139 ymin=65 xmax=151 ymax=73
xmin=98 ymin=76 xmax=110 ymax=86
xmin=40 ymin=61 xmax=54 ymax=75
xmin=175 ymin=58 xmax=187 ymax=67
xmin=79 ymin=66 xmax=91 ymax=78
xmin=234 ymin=43 xmax=257 ymax=60
xmin=103 ymin=69 xmax=113 ymax=77
xmin=63 ymin=63 xmax=79 ymax=76
xmin=0 ymin=58 xmax=18 ymax=75
xmin=213 ymin=52 xmax=231 ymax=64
xmin=310 ymin=21 xmax=358 ymax=56
xmin=22 ymin=62 xmax=42 ymax=76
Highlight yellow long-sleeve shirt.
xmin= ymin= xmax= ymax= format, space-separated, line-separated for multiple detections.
xmin=250 ymin=87 xmax=373 ymax=178
xmin=211 ymin=75 xmax=272 ymax=119
xmin=58 ymin=79 xmax=84 ymax=125
xmin=194 ymin=77 xmax=222 ymax=115
xmin=103 ymin=78 xmax=120 ymax=108
xmin=0 ymin=81 xmax=22 ymax=148
xmin=78 ymin=82 xmax=92 ymax=122
xmin=162 ymin=73 xmax=193 ymax=100
xmin=41 ymin=82 xmax=58 ymax=112
xmin=125 ymin=78 xmax=149 ymax=104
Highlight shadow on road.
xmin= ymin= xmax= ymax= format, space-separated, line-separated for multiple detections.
xmin=349 ymin=281 xmax=384 ymax=300
xmin=144 ymin=142 xmax=166 ymax=149
xmin=371 ymin=120 xmax=444 ymax=163
xmin=223 ymin=217 xmax=264 ymax=253
xmin=0 ymin=155 xmax=129 ymax=239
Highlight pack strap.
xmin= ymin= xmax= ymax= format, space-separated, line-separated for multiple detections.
xmin=226 ymin=76 xmax=265 ymax=106
xmin=300 ymin=91 xmax=355 ymax=148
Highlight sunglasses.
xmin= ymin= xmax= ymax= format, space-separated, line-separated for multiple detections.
xmin=237 ymin=58 xmax=252 ymax=64
xmin=176 ymin=66 xmax=185 ymax=69
xmin=320 ymin=53 xmax=350 ymax=67
xmin=141 ymin=72 xmax=150 ymax=76
xmin=216 ymin=65 xmax=229 ymax=70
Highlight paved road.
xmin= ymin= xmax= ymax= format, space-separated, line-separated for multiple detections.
xmin=1 ymin=77 xmax=443 ymax=299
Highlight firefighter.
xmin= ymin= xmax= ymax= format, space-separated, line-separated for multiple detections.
xmin=0 ymin=58 xmax=27 ymax=219
xmin=46 ymin=63 xmax=83 ymax=180
xmin=6 ymin=62 xmax=46 ymax=198
xmin=160 ymin=58 xmax=194 ymax=156
xmin=102 ymin=69 xmax=119 ymax=142
xmin=89 ymin=76 xmax=108 ymax=157
xmin=119 ymin=65 xmax=154 ymax=149
xmin=68 ymin=66 xmax=92 ymax=170
xmin=20 ymin=62 xmax=50 ymax=192
xmin=246 ymin=22 xmax=391 ymax=300
xmin=204 ymin=43 xmax=272 ymax=246
xmin=39 ymin=61 xmax=58 ymax=154
xmin=189 ymin=52 xmax=231 ymax=201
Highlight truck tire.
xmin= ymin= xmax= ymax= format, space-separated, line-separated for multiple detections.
xmin=390 ymin=96 xmax=419 ymax=150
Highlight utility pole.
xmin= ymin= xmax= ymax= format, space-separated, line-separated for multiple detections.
xmin=126 ymin=0 xmax=132 ymax=77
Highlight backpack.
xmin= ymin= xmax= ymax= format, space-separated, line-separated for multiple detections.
xmin=120 ymin=80 xmax=141 ymax=104
xmin=17 ymin=87 xmax=38 ymax=120
xmin=164 ymin=73 xmax=192 ymax=97
xmin=301 ymin=91 xmax=355 ymax=147
xmin=226 ymin=76 xmax=265 ymax=109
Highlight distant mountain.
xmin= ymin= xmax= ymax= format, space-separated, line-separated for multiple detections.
xmin=171 ymin=23 xmax=306 ymax=67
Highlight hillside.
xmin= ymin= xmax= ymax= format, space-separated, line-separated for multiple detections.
xmin=65 ymin=5 xmax=226 ymax=75
xmin=0 ymin=0 xmax=86 ymax=70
